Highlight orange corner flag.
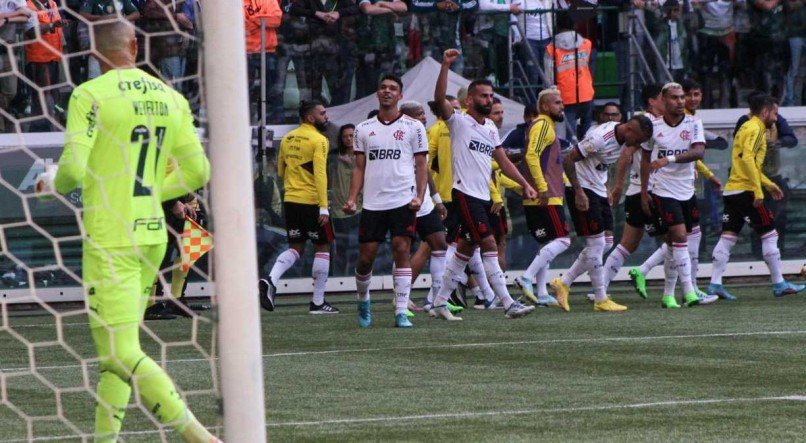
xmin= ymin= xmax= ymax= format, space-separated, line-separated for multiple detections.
xmin=181 ymin=216 xmax=213 ymax=272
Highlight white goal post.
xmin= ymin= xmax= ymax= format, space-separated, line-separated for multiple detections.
xmin=201 ymin=1 xmax=267 ymax=441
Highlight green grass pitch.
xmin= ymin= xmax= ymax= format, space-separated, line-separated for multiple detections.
xmin=1 ymin=282 xmax=805 ymax=442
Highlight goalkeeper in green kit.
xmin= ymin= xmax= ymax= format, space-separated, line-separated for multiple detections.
xmin=36 ymin=20 xmax=220 ymax=442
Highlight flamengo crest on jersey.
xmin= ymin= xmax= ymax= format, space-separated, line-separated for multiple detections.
xmin=642 ymin=115 xmax=705 ymax=200
xmin=354 ymin=114 xmax=428 ymax=211
xmin=445 ymin=110 xmax=502 ymax=201
xmin=574 ymin=121 xmax=623 ymax=198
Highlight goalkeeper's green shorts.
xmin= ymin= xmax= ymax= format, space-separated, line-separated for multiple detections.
xmin=82 ymin=242 xmax=167 ymax=329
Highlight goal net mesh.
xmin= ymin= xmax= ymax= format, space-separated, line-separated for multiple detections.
xmin=0 ymin=3 xmax=223 ymax=441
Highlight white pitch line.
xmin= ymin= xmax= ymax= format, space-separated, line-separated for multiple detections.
xmin=1 ymin=329 xmax=805 ymax=373
xmin=2 ymin=394 xmax=804 ymax=441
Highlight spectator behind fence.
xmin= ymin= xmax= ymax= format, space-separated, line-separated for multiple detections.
xmin=242 ymin=0 xmax=284 ymax=124
xmin=354 ymin=0 xmax=407 ymax=99
xmin=749 ymin=0 xmax=786 ymax=97
xmin=477 ymin=0 xmax=522 ymax=86
xmin=520 ymin=0 xmax=563 ymax=88
xmin=79 ymin=0 xmax=141 ymax=79
xmin=545 ymin=12 xmax=594 ymax=141
xmin=694 ymin=0 xmax=736 ymax=107
xmin=290 ymin=0 xmax=360 ymax=106
xmin=585 ymin=101 xmax=621 ymax=137
xmin=0 ymin=1 xmax=36 ymax=133
xmin=783 ymin=0 xmax=804 ymax=106
xmin=141 ymin=0 xmax=194 ymax=90
xmin=651 ymin=0 xmax=687 ymax=82
xmin=413 ymin=0 xmax=477 ymax=74
xmin=25 ymin=0 xmax=63 ymax=132
xmin=329 ymin=123 xmax=361 ymax=275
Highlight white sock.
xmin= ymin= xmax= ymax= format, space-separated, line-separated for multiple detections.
xmin=605 ymin=235 xmax=614 ymax=254
xmin=312 ymin=252 xmax=329 ymax=305
xmin=355 ymin=271 xmax=372 ymax=301
xmin=522 ymin=237 xmax=571 ymax=281
xmin=663 ymin=245 xmax=678 ymax=296
xmin=562 ymin=248 xmax=589 ymax=287
xmin=604 ymin=244 xmax=631 ymax=287
xmin=688 ymin=227 xmax=702 ymax=291
xmin=434 ymin=252 xmax=469 ymax=307
xmin=582 ymin=235 xmax=607 ymax=302
xmin=393 ymin=268 xmax=413 ymax=315
xmin=468 ymin=248 xmax=495 ymax=301
xmin=710 ymin=234 xmax=737 ymax=285
xmin=761 ymin=230 xmax=784 ymax=285
xmin=639 ymin=243 xmax=667 ymax=275
xmin=269 ymin=249 xmax=299 ymax=283
xmin=535 ymin=267 xmax=549 ymax=296
xmin=672 ymin=242 xmax=695 ymax=295
xmin=481 ymin=251 xmax=515 ymax=309
xmin=429 ymin=250 xmax=447 ymax=300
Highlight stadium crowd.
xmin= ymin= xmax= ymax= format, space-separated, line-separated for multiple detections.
xmin=0 ymin=0 xmax=803 ymax=133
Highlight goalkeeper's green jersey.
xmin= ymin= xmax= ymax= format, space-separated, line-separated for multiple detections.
xmin=55 ymin=68 xmax=210 ymax=248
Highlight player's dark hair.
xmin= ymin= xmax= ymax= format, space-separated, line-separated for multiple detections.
xmin=379 ymin=74 xmax=403 ymax=91
xmin=555 ymin=11 xmax=575 ymax=32
xmin=298 ymin=100 xmax=324 ymax=120
xmin=681 ymin=79 xmax=702 ymax=94
xmin=630 ymin=114 xmax=655 ymax=139
xmin=492 ymin=97 xmax=502 ymax=105
xmin=749 ymin=94 xmax=777 ymax=115
xmin=337 ymin=124 xmax=355 ymax=154
xmin=641 ymin=83 xmax=664 ymax=108
xmin=468 ymin=79 xmax=493 ymax=95
xmin=602 ymin=101 xmax=620 ymax=111
xmin=523 ymin=103 xmax=538 ymax=117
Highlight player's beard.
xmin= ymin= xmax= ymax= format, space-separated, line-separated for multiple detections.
xmin=314 ymin=120 xmax=329 ymax=132
xmin=474 ymin=101 xmax=492 ymax=116
xmin=551 ymin=112 xmax=565 ymax=122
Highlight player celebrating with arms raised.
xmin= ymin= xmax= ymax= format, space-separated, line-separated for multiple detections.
xmin=343 ymin=75 xmax=429 ymax=328
xmin=430 ymin=49 xmax=539 ymax=320
xmin=36 ymin=21 xmax=218 ymax=442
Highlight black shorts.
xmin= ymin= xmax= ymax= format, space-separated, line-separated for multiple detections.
xmin=524 ymin=205 xmax=569 ymax=242
xmin=284 ymin=202 xmax=335 ymax=245
xmin=565 ymin=187 xmax=613 ymax=237
xmin=689 ymin=195 xmax=700 ymax=226
xmin=722 ymin=191 xmax=775 ymax=235
xmin=359 ymin=204 xmax=417 ymax=243
xmin=650 ymin=194 xmax=695 ymax=235
xmin=489 ymin=206 xmax=509 ymax=240
xmin=416 ymin=207 xmax=445 ymax=241
xmin=443 ymin=201 xmax=461 ymax=243
xmin=452 ymin=189 xmax=494 ymax=243
xmin=624 ymin=193 xmax=654 ymax=230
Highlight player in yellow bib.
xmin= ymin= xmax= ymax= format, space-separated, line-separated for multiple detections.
xmin=36 ymin=21 xmax=217 ymax=442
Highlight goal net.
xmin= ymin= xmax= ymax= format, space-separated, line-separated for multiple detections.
xmin=0 ymin=1 xmax=264 ymax=441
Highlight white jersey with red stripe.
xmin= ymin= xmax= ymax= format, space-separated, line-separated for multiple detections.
xmin=574 ymin=121 xmax=623 ymax=198
xmin=641 ymin=115 xmax=705 ymax=200
xmin=445 ymin=110 xmax=502 ymax=201
xmin=354 ymin=114 xmax=429 ymax=211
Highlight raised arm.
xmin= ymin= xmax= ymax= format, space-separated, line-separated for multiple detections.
xmin=434 ymin=49 xmax=460 ymax=121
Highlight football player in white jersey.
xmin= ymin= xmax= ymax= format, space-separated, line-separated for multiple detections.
xmin=398 ymin=100 xmax=449 ymax=315
xmin=639 ymin=82 xmax=706 ymax=309
xmin=553 ymin=114 xmax=654 ymax=312
xmin=599 ymin=84 xmax=665 ymax=298
xmin=343 ymin=75 xmax=429 ymax=328
xmin=430 ymin=49 xmax=539 ymax=320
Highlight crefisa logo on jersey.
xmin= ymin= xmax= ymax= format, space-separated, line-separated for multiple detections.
xmin=469 ymin=140 xmax=494 ymax=157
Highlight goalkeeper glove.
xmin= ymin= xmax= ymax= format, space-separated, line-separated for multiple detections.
xmin=34 ymin=164 xmax=58 ymax=200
